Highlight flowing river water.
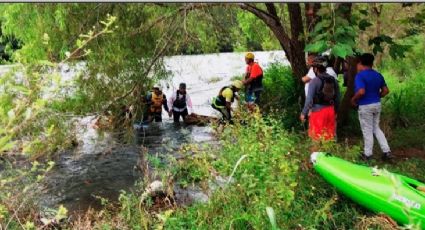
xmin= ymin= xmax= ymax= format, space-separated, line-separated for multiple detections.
xmin=12 ymin=51 xmax=288 ymax=215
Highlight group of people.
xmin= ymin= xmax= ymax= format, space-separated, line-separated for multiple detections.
xmin=211 ymin=52 xmax=264 ymax=123
xmin=142 ymin=82 xmax=193 ymax=124
xmin=143 ymin=51 xmax=392 ymax=161
xmin=143 ymin=52 xmax=264 ymax=125
xmin=300 ymin=52 xmax=392 ymax=161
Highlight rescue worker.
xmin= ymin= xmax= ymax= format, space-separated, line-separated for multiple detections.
xmin=242 ymin=52 xmax=264 ymax=109
xmin=211 ymin=80 xmax=243 ymax=124
xmin=143 ymin=85 xmax=170 ymax=123
xmin=168 ymin=83 xmax=194 ymax=123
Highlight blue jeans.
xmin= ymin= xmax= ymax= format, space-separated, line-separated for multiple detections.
xmin=245 ymin=90 xmax=262 ymax=104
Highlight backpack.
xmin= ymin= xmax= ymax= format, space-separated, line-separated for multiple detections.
xmin=314 ymin=73 xmax=337 ymax=105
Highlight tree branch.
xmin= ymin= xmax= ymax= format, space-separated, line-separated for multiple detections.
xmin=131 ymin=3 xmax=221 ymax=36
xmin=238 ymin=3 xmax=291 ymax=53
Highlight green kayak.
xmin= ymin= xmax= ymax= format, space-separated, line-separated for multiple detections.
xmin=311 ymin=152 xmax=425 ymax=228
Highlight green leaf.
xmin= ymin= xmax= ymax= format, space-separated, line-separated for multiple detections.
xmin=358 ymin=19 xmax=373 ymax=31
xmin=359 ymin=9 xmax=368 ymax=15
xmin=266 ymin=207 xmax=278 ymax=230
xmin=331 ymin=43 xmax=354 ymax=58
xmin=380 ymin=35 xmax=393 ymax=44
xmin=389 ymin=43 xmax=412 ymax=59
xmin=372 ymin=45 xmax=384 ymax=54
xmin=304 ymin=40 xmax=328 ymax=53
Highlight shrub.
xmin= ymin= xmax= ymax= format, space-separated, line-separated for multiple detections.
xmin=166 ymin=114 xmax=299 ymax=229
xmin=260 ymin=63 xmax=300 ymax=130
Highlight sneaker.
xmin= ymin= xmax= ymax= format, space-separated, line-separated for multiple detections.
xmin=382 ymin=152 xmax=394 ymax=161
xmin=360 ymin=153 xmax=372 ymax=161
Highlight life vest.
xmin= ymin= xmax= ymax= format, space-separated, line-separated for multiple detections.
xmin=150 ymin=92 xmax=164 ymax=113
xmin=247 ymin=63 xmax=264 ymax=92
xmin=215 ymin=86 xmax=235 ymax=106
xmin=173 ymin=90 xmax=187 ymax=109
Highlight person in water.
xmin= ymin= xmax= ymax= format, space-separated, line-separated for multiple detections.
xmin=143 ymin=85 xmax=170 ymax=122
xmin=211 ymin=80 xmax=243 ymax=124
xmin=168 ymin=82 xmax=194 ymax=123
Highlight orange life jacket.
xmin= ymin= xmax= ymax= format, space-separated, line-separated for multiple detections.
xmin=150 ymin=92 xmax=164 ymax=113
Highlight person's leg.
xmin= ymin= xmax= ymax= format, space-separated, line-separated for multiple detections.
xmin=372 ymin=103 xmax=391 ymax=153
xmin=245 ymin=91 xmax=255 ymax=111
xmin=181 ymin=109 xmax=188 ymax=121
xmin=309 ymin=110 xmax=324 ymax=141
xmin=173 ymin=110 xmax=180 ymax=123
xmin=324 ymin=106 xmax=336 ymax=141
xmin=212 ymin=104 xmax=225 ymax=123
xmin=254 ymin=91 xmax=261 ymax=105
xmin=358 ymin=105 xmax=374 ymax=157
xmin=154 ymin=112 xmax=162 ymax=122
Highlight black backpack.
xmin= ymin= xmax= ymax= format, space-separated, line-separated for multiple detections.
xmin=314 ymin=73 xmax=337 ymax=105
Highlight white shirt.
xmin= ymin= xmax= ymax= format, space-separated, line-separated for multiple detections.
xmin=304 ymin=67 xmax=338 ymax=97
xmin=168 ymin=90 xmax=193 ymax=113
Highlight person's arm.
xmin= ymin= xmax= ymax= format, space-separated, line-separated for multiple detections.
xmin=145 ymin=93 xmax=152 ymax=105
xmin=186 ymin=94 xmax=194 ymax=114
xmin=222 ymin=89 xmax=234 ymax=110
xmin=351 ymin=89 xmax=365 ymax=106
xmin=162 ymin=94 xmax=169 ymax=113
xmin=302 ymin=68 xmax=315 ymax=84
xmin=380 ymin=86 xmax=389 ymax=98
xmin=302 ymin=75 xmax=311 ymax=83
xmin=351 ymin=75 xmax=365 ymax=107
xmin=380 ymin=76 xmax=389 ymax=98
xmin=167 ymin=92 xmax=175 ymax=114
xmin=244 ymin=77 xmax=254 ymax=85
xmin=300 ymin=79 xmax=317 ymax=121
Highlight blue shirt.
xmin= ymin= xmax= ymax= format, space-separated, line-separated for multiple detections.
xmin=354 ymin=69 xmax=387 ymax=106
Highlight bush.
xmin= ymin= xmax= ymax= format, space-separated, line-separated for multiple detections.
xmin=260 ymin=63 xmax=301 ymax=130
xmin=166 ymin=114 xmax=300 ymax=229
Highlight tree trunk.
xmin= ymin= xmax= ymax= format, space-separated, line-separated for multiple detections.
xmin=288 ymin=3 xmax=307 ymax=83
xmin=238 ymin=3 xmax=307 ymax=84
xmin=336 ymin=3 xmax=357 ymax=126
xmin=373 ymin=3 xmax=384 ymax=66
xmin=338 ymin=56 xmax=358 ymax=126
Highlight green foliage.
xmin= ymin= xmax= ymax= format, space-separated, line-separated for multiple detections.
xmin=167 ymin=115 xmax=299 ymax=229
xmin=260 ymin=63 xmax=300 ymax=130
xmin=235 ymin=10 xmax=280 ymax=51
xmin=172 ymin=151 xmax=212 ymax=188
xmin=305 ymin=4 xmax=357 ymax=58
xmin=380 ymin=36 xmax=425 ymax=129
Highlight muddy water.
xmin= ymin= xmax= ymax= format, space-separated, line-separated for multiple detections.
xmin=37 ymin=51 xmax=288 ymax=215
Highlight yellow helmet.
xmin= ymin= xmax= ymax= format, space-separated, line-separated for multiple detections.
xmin=232 ymin=80 xmax=243 ymax=89
xmin=245 ymin=52 xmax=255 ymax=60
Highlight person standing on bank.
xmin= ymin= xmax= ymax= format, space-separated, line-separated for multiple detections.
xmin=351 ymin=53 xmax=392 ymax=161
xmin=242 ymin=52 xmax=264 ymax=110
xmin=300 ymin=56 xmax=340 ymax=141
xmin=168 ymin=83 xmax=193 ymax=123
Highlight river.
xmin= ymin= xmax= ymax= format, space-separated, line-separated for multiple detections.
xmin=2 ymin=51 xmax=288 ymax=216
